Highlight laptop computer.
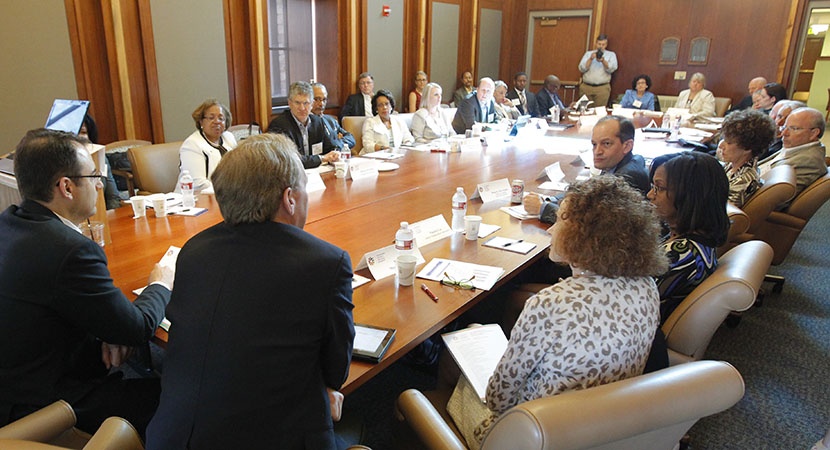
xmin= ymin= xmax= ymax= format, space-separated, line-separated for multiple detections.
xmin=508 ymin=114 xmax=532 ymax=137
xmin=44 ymin=99 xmax=90 ymax=134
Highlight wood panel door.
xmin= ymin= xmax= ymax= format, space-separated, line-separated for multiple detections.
xmin=529 ymin=15 xmax=589 ymax=88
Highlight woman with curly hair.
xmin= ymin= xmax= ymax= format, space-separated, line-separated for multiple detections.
xmin=718 ymin=108 xmax=777 ymax=207
xmin=649 ymin=152 xmax=729 ymax=322
xmin=446 ymin=176 xmax=668 ymax=449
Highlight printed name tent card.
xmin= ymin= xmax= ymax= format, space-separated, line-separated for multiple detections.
xmin=409 ymin=214 xmax=453 ymax=247
xmin=469 ymin=178 xmax=511 ymax=203
xmin=304 ymin=169 xmax=327 ymax=193
xmin=347 ymin=157 xmax=380 ymax=180
xmin=356 ymin=245 xmax=426 ymax=281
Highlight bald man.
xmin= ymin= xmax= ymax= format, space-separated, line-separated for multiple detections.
xmin=452 ymin=77 xmax=497 ymax=134
xmin=729 ymin=76 xmax=768 ymax=113
xmin=536 ymin=75 xmax=567 ymax=116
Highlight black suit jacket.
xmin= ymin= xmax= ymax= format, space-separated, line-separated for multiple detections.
xmin=535 ymin=87 xmax=566 ymax=116
xmin=319 ymin=114 xmax=356 ymax=150
xmin=0 ymin=200 xmax=170 ymax=423
xmin=146 ymin=221 xmax=354 ymax=450
xmin=339 ymin=93 xmax=368 ymax=121
xmin=452 ymin=95 xmax=497 ymax=134
xmin=267 ymin=111 xmax=337 ymax=169
xmin=506 ymin=88 xmax=540 ymax=117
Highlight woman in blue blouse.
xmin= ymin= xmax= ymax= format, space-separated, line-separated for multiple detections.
xmin=620 ymin=74 xmax=656 ymax=110
xmin=648 ymin=152 xmax=729 ymax=323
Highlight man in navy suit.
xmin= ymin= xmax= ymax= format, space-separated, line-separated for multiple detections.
xmin=146 ymin=133 xmax=355 ymax=449
xmin=506 ymin=71 xmax=539 ymax=117
xmin=536 ymin=75 xmax=567 ymax=116
xmin=312 ymin=82 xmax=356 ymax=151
xmin=452 ymin=77 xmax=498 ymax=134
xmin=339 ymin=72 xmax=375 ymax=121
xmin=268 ymin=81 xmax=341 ymax=169
xmin=0 ymin=129 xmax=173 ymax=436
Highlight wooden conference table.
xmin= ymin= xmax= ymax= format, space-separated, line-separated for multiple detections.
xmin=103 ymin=119 xmax=681 ymax=395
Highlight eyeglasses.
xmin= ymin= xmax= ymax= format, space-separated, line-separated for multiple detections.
xmin=376 ymin=102 xmax=392 ymax=110
xmin=441 ymin=272 xmax=476 ymax=291
xmin=290 ymin=99 xmax=311 ymax=108
xmin=202 ymin=115 xmax=226 ymax=122
xmin=58 ymin=171 xmax=106 ymax=186
xmin=781 ymin=125 xmax=816 ymax=133
xmin=650 ymin=183 xmax=668 ymax=194
xmin=313 ymin=97 xmax=327 ymax=103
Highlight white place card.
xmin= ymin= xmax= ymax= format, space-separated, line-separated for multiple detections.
xmin=537 ymin=181 xmax=569 ymax=191
xmin=304 ymin=169 xmax=327 ymax=193
xmin=356 ymin=244 xmax=426 ymax=281
xmin=536 ymin=161 xmax=566 ymax=182
xmin=347 ymin=158 xmax=380 ymax=180
xmin=410 ymin=214 xmax=453 ymax=247
xmin=459 ymin=137 xmax=483 ymax=152
xmin=470 ymin=178 xmax=511 ymax=203
xmin=475 ymin=223 xmax=501 ymax=239
xmin=352 ymin=273 xmax=371 ymax=289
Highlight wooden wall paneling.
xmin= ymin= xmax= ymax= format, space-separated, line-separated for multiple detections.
xmin=457 ymin=0 xmax=478 ymax=80
xmin=316 ymin=0 xmax=342 ymax=111
xmin=402 ymin=0 xmax=428 ymax=100
xmin=223 ymin=0 xmax=271 ymax=129
xmin=136 ymin=1 xmax=164 ymax=143
xmin=781 ymin=0 xmax=810 ymax=90
xmin=339 ymin=0 xmax=366 ymax=107
xmin=64 ymin=0 xmax=119 ymax=144
xmin=497 ymin=0 xmax=516 ymax=82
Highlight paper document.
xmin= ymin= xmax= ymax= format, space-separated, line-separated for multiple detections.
xmin=500 ymin=205 xmax=537 ymax=220
xmin=483 ymin=236 xmax=537 ymax=254
xmin=416 ymin=258 xmax=504 ymax=291
xmin=442 ymin=324 xmax=508 ymax=402
xmin=361 ymin=151 xmax=404 ymax=160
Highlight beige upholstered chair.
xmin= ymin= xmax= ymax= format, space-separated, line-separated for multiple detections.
xmin=398 ymin=112 xmax=415 ymax=131
xmin=662 ymin=240 xmax=773 ymax=365
xmin=395 ymin=360 xmax=744 ymax=450
xmin=342 ymin=116 xmax=367 ymax=155
xmin=0 ymin=400 xmax=144 ymax=450
xmin=104 ymin=139 xmax=152 ymax=196
xmin=714 ymin=97 xmax=732 ymax=117
xmin=720 ymin=203 xmax=750 ymax=256
xmin=126 ymin=141 xmax=183 ymax=195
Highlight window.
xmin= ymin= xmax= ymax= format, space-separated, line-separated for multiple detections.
xmin=267 ymin=0 xmax=316 ymax=108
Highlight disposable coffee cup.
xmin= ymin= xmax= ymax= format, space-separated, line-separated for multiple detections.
xmin=464 ymin=215 xmax=482 ymax=241
xmin=150 ymin=194 xmax=168 ymax=218
xmin=334 ymin=161 xmax=348 ymax=179
xmin=471 ymin=123 xmax=483 ymax=137
xmin=130 ymin=195 xmax=146 ymax=218
xmin=396 ymin=254 xmax=418 ymax=287
xmin=84 ymin=221 xmax=105 ymax=247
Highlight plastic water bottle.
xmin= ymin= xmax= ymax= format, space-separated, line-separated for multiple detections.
xmin=551 ymin=105 xmax=560 ymax=123
xmin=179 ymin=170 xmax=195 ymax=208
xmin=670 ymin=115 xmax=680 ymax=141
xmin=451 ymin=187 xmax=467 ymax=232
xmin=395 ymin=222 xmax=415 ymax=256
xmin=341 ymin=144 xmax=351 ymax=160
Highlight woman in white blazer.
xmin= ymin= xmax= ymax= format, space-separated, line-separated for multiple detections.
xmin=180 ymin=99 xmax=237 ymax=192
xmin=360 ymin=90 xmax=414 ymax=155
xmin=410 ymin=83 xmax=451 ymax=143
xmin=675 ymin=72 xmax=716 ymax=119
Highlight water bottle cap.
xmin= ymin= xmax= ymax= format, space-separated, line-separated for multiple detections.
xmin=400 ymin=221 xmax=409 ymax=228
xmin=456 ymin=187 xmax=463 ymax=192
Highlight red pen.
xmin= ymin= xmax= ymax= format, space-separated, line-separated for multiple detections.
xmin=421 ymin=284 xmax=439 ymax=302
xmin=430 ymin=149 xmax=448 ymax=153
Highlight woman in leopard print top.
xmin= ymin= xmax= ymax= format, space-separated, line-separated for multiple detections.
xmin=447 ymin=176 xmax=668 ymax=448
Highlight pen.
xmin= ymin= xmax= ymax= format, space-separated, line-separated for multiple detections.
xmin=421 ymin=284 xmax=439 ymax=302
xmin=430 ymin=149 xmax=447 ymax=153
xmin=503 ymin=239 xmax=523 ymax=247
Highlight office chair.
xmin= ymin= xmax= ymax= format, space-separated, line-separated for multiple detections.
xmin=719 ymin=203 xmax=750 ymax=256
xmin=342 ymin=117 xmax=367 ymax=155
xmin=126 ymin=141 xmax=183 ymax=195
xmin=662 ymin=240 xmax=773 ymax=364
xmin=0 ymin=400 xmax=143 ymax=450
xmin=395 ymin=360 xmax=744 ymax=450
xmin=105 ymin=139 xmax=152 ymax=196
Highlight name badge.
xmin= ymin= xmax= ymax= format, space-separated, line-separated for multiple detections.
xmin=633 ymin=100 xmax=643 ymax=108
xmin=312 ymin=142 xmax=323 ymax=155
xmin=511 ymin=98 xmax=521 ymax=106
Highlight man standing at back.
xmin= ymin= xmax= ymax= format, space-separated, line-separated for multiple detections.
xmin=268 ymin=81 xmax=341 ymax=169
xmin=312 ymin=82 xmax=356 ymax=151
xmin=146 ymin=134 xmax=355 ymax=449
xmin=452 ymin=77 xmax=497 ymax=134
xmin=761 ymin=107 xmax=827 ymax=204
xmin=0 ymin=129 xmax=172 ymax=436
xmin=525 ymin=116 xmax=648 ymax=223
xmin=578 ymin=34 xmax=618 ymax=108
xmin=506 ymin=71 xmax=539 ymax=117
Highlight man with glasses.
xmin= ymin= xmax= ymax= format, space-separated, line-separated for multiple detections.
xmin=452 ymin=77 xmax=498 ymax=135
xmin=760 ymin=106 xmax=827 ymax=201
xmin=268 ymin=81 xmax=341 ymax=169
xmin=311 ymin=82 xmax=356 ymax=151
xmin=339 ymin=72 xmax=375 ymax=121
xmin=0 ymin=129 xmax=173 ymax=437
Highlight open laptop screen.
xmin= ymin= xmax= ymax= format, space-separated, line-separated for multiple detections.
xmin=44 ymin=99 xmax=90 ymax=134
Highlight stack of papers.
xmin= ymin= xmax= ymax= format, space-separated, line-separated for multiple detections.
xmin=361 ymin=151 xmax=404 ymax=160
xmin=416 ymin=258 xmax=504 ymax=291
xmin=500 ymin=205 xmax=537 ymax=220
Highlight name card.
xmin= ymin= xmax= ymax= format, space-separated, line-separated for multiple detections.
xmin=536 ymin=161 xmax=566 ymax=182
xmin=347 ymin=157 xmax=380 ymax=180
xmin=410 ymin=214 xmax=453 ymax=247
xmin=470 ymin=178 xmax=511 ymax=203
xmin=459 ymin=137 xmax=483 ymax=153
xmin=304 ymin=169 xmax=327 ymax=193
xmin=356 ymin=244 xmax=426 ymax=281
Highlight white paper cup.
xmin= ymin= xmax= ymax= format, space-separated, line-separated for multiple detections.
xmin=334 ymin=161 xmax=348 ymax=179
xmin=464 ymin=215 xmax=482 ymax=241
xmin=396 ymin=254 xmax=418 ymax=287
xmin=150 ymin=194 xmax=168 ymax=218
xmin=130 ymin=195 xmax=146 ymax=218
xmin=471 ymin=123 xmax=483 ymax=136
xmin=84 ymin=221 xmax=105 ymax=247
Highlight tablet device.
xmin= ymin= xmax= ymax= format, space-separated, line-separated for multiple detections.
xmin=508 ymin=114 xmax=531 ymax=137
xmin=44 ymin=99 xmax=90 ymax=134
xmin=352 ymin=323 xmax=396 ymax=363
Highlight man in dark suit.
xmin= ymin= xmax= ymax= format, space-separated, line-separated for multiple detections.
xmin=268 ymin=81 xmax=341 ymax=169
xmin=146 ymin=133 xmax=355 ymax=450
xmin=526 ymin=116 xmax=649 ymax=223
xmin=728 ymin=76 xmax=767 ymax=113
xmin=339 ymin=72 xmax=375 ymax=121
xmin=506 ymin=71 xmax=539 ymax=117
xmin=536 ymin=75 xmax=567 ymax=116
xmin=312 ymin=82 xmax=356 ymax=151
xmin=0 ymin=129 xmax=172 ymax=436
xmin=452 ymin=77 xmax=497 ymax=134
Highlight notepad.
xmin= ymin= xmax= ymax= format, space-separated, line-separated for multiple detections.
xmin=483 ymin=236 xmax=537 ymax=254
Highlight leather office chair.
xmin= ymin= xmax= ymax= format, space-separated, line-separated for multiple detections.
xmin=395 ymin=360 xmax=744 ymax=450
xmin=719 ymin=203 xmax=750 ymax=256
xmin=713 ymin=97 xmax=732 ymax=117
xmin=0 ymin=400 xmax=143 ymax=450
xmin=662 ymin=240 xmax=773 ymax=365
xmin=126 ymin=141 xmax=183 ymax=195
xmin=755 ymin=168 xmax=830 ymax=267
xmin=104 ymin=139 xmax=152 ymax=196
xmin=342 ymin=116 xmax=367 ymax=155
xmin=227 ymin=123 xmax=261 ymax=142
xmin=398 ymin=112 xmax=415 ymax=131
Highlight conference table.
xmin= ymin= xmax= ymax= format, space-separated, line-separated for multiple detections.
xmin=103 ymin=117 xmax=685 ymax=395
